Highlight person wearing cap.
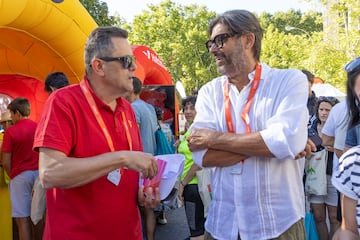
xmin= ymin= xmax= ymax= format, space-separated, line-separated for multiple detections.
xmin=0 ymin=110 xmax=12 ymax=184
xmin=188 ymin=10 xmax=314 ymax=239
xmin=1 ymin=97 xmax=39 ymax=240
xmin=33 ymin=26 xmax=159 ymax=240
xmin=44 ymin=71 xmax=70 ymax=94
xmin=0 ymin=110 xmax=12 ymax=132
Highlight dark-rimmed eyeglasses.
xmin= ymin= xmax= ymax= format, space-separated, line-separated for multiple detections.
xmin=205 ymin=33 xmax=240 ymax=52
xmin=99 ymin=55 xmax=136 ymax=69
xmin=345 ymin=57 xmax=360 ymax=73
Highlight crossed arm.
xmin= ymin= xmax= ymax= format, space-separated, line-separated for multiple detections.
xmin=189 ymin=129 xmax=315 ymax=167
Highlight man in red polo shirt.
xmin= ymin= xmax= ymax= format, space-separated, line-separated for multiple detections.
xmin=1 ymin=97 xmax=39 ymax=240
xmin=33 ymin=26 xmax=160 ymax=240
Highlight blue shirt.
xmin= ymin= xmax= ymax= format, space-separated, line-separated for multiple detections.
xmin=132 ymin=99 xmax=158 ymax=154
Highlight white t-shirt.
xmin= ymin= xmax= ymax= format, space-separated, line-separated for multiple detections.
xmin=322 ymin=101 xmax=349 ymax=172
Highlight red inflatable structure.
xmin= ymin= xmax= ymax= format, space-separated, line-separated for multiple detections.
xmin=0 ymin=45 xmax=177 ymax=126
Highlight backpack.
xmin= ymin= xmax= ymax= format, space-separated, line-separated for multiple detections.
xmin=155 ymin=125 xmax=175 ymax=155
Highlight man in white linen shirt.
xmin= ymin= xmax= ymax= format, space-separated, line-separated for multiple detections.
xmin=188 ymin=10 xmax=311 ymax=240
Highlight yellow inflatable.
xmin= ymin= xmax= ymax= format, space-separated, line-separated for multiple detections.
xmin=0 ymin=1 xmax=97 ymax=239
xmin=0 ymin=2 xmax=177 ymax=239
xmin=0 ymin=0 xmax=97 ymax=84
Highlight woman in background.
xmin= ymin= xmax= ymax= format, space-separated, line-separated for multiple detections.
xmin=177 ymin=95 xmax=205 ymax=240
xmin=308 ymin=96 xmax=340 ymax=240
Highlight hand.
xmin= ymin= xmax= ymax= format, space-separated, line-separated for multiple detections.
xmin=138 ymin=186 xmax=160 ymax=209
xmin=295 ymin=138 xmax=316 ymax=159
xmin=188 ymin=129 xmax=219 ymax=151
xmin=122 ymin=151 xmax=158 ymax=179
xmin=178 ymin=183 xmax=184 ymax=202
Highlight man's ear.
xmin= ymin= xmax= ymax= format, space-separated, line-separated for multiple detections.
xmin=243 ymin=32 xmax=255 ymax=49
xmin=90 ymin=58 xmax=105 ymax=76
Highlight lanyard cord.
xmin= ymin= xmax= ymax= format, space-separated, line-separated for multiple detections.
xmin=223 ymin=63 xmax=262 ymax=167
xmin=80 ymin=80 xmax=133 ymax=174
xmin=224 ymin=63 xmax=262 ymax=134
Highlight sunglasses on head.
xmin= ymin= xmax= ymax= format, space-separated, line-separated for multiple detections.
xmin=205 ymin=32 xmax=240 ymax=52
xmin=318 ymin=96 xmax=339 ymax=104
xmin=344 ymin=57 xmax=360 ymax=73
xmin=99 ymin=55 xmax=136 ymax=69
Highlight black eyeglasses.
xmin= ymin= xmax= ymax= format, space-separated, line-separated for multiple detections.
xmin=99 ymin=55 xmax=136 ymax=69
xmin=345 ymin=57 xmax=360 ymax=73
xmin=205 ymin=33 xmax=240 ymax=52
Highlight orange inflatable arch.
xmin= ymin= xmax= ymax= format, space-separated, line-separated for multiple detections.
xmin=0 ymin=1 xmax=176 ymax=239
xmin=0 ymin=0 xmax=175 ymax=122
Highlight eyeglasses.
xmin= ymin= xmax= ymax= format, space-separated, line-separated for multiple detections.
xmin=99 ymin=55 xmax=136 ymax=69
xmin=318 ymin=96 xmax=339 ymax=105
xmin=344 ymin=57 xmax=360 ymax=73
xmin=205 ymin=33 xmax=240 ymax=52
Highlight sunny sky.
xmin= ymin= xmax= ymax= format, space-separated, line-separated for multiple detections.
xmin=103 ymin=0 xmax=321 ymax=22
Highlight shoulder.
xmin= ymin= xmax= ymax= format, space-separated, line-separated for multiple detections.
xmin=340 ymin=146 xmax=360 ymax=167
xmin=264 ymin=64 xmax=306 ymax=83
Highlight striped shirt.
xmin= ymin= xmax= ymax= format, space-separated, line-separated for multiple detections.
xmin=191 ymin=63 xmax=308 ymax=240
xmin=332 ymin=145 xmax=360 ymax=235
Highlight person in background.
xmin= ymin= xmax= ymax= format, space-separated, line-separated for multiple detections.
xmin=1 ymin=97 xmax=39 ymax=240
xmin=127 ymin=76 xmax=159 ymax=240
xmin=343 ymin=57 xmax=360 ymax=152
xmin=302 ymin=69 xmax=317 ymax=124
xmin=33 ymin=26 xmax=159 ymax=240
xmin=44 ymin=71 xmax=70 ymax=94
xmin=0 ymin=110 xmax=16 ymax=240
xmin=31 ymin=71 xmax=71 ymax=240
xmin=308 ymin=96 xmax=340 ymax=240
xmin=177 ymin=95 xmax=205 ymax=240
xmin=155 ymin=106 xmax=175 ymax=150
xmin=188 ymin=10 xmax=313 ymax=239
xmin=332 ymin=145 xmax=360 ymax=240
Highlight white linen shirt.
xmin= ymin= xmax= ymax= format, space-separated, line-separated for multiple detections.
xmin=191 ymin=63 xmax=308 ymax=240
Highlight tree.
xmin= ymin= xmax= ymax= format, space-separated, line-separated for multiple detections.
xmin=80 ymin=0 xmax=120 ymax=26
xmin=121 ymin=0 xmax=216 ymax=95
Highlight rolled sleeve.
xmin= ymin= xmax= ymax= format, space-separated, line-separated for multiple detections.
xmin=260 ymin=73 xmax=308 ymax=160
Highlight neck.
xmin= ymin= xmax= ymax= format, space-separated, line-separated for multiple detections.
xmin=229 ymin=63 xmax=258 ymax=92
xmin=87 ymin=77 xmax=118 ymax=110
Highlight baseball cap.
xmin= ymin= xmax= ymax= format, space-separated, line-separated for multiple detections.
xmin=156 ymin=154 xmax=185 ymax=200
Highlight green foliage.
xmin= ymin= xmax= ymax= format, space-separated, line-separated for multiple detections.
xmin=82 ymin=0 xmax=359 ymax=94
xmin=121 ymin=0 xmax=216 ymax=95
xmin=80 ymin=0 xmax=120 ymax=26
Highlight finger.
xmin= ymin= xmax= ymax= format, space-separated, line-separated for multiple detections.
xmin=138 ymin=186 xmax=145 ymax=206
xmin=307 ymin=139 xmax=316 ymax=151
xmin=142 ymin=168 xmax=149 ymax=179
xmin=143 ymin=187 xmax=154 ymax=208
xmin=149 ymin=187 xmax=161 ymax=209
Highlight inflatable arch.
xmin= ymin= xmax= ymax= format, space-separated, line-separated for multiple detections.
xmin=0 ymin=1 xmax=176 ymax=239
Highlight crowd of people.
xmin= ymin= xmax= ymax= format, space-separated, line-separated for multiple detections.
xmin=0 ymin=8 xmax=360 ymax=240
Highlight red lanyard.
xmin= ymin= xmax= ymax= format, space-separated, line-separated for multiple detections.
xmin=224 ymin=63 xmax=261 ymax=134
xmin=223 ymin=64 xmax=261 ymax=168
xmin=80 ymin=79 xmax=133 ymax=174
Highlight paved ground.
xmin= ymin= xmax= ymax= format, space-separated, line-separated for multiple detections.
xmin=155 ymin=206 xmax=190 ymax=240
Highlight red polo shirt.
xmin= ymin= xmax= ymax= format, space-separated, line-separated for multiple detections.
xmin=34 ymin=77 xmax=143 ymax=240
xmin=2 ymin=119 xmax=38 ymax=179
